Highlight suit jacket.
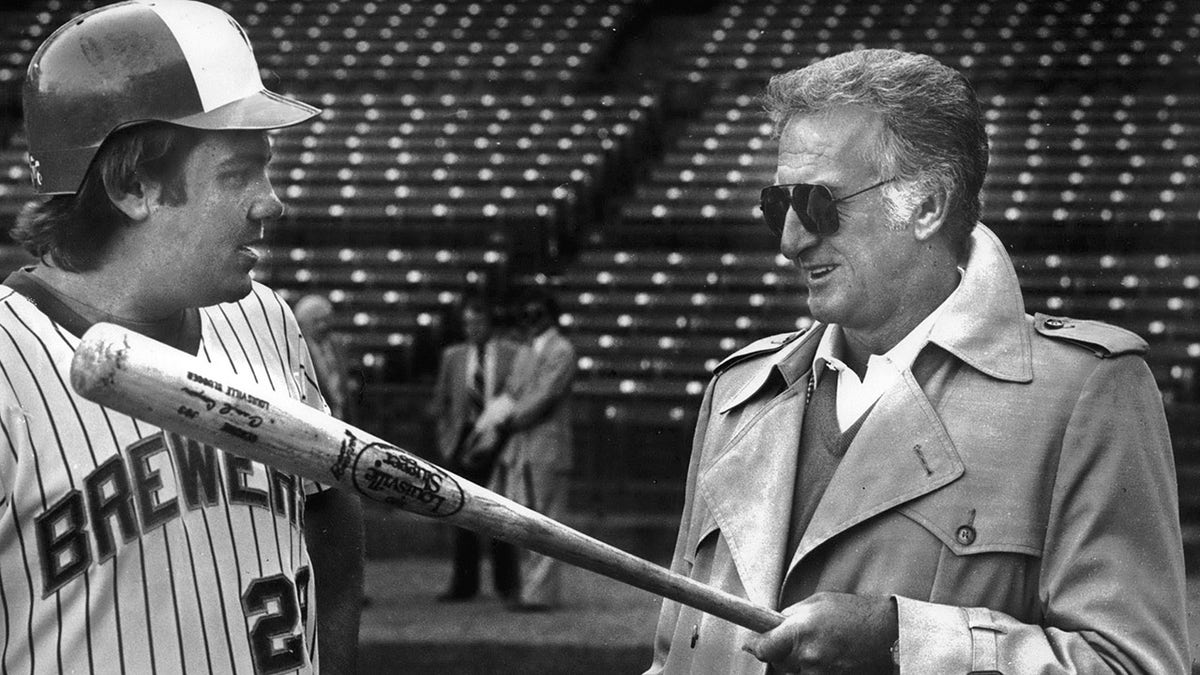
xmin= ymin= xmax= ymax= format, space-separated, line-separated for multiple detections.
xmin=648 ymin=225 xmax=1188 ymax=674
xmin=495 ymin=327 xmax=577 ymax=473
xmin=428 ymin=338 xmax=520 ymax=463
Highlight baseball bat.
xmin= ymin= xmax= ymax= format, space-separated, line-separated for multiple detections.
xmin=70 ymin=322 xmax=785 ymax=633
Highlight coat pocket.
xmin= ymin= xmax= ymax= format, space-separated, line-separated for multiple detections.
xmin=897 ymin=501 xmax=1044 ymax=620
xmin=898 ymin=501 xmax=1044 ymax=558
xmin=683 ymin=506 xmax=721 ymax=566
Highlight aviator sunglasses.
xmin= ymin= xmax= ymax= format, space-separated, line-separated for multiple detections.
xmin=759 ymin=178 xmax=895 ymax=236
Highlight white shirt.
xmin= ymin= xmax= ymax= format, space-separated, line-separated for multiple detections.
xmin=812 ymin=271 xmax=964 ymax=431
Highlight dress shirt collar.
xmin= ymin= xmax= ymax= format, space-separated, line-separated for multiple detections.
xmin=772 ymin=223 xmax=1033 ymax=388
xmin=808 ymin=275 xmax=960 ymax=430
xmin=810 ymin=267 xmax=962 ymax=387
xmin=727 ymin=224 xmax=1035 ymax=416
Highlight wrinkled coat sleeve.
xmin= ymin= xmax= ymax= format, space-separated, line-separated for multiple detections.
xmin=895 ymin=355 xmax=1189 ymax=674
xmin=646 ymin=381 xmax=716 ymax=674
xmin=507 ymin=338 xmax=576 ymax=431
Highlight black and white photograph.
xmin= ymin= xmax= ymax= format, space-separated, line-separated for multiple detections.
xmin=0 ymin=0 xmax=1196 ymax=672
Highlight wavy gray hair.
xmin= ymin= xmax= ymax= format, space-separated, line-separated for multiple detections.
xmin=763 ymin=49 xmax=988 ymax=256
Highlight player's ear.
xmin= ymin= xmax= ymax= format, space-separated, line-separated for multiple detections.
xmin=104 ymin=170 xmax=162 ymax=223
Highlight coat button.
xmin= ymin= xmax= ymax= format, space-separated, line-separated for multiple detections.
xmin=1043 ymin=318 xmax=1065 ymax=329
xmin=956 ymin=525 xmax=977 ymax=545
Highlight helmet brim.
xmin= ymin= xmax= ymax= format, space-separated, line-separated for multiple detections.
xmin=29 ymin=90 xmax=319 ymax=195
xmin=173 ymin=89 xmax=320 ymax=131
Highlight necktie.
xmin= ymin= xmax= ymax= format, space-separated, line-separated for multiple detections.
xmin=468 ymin=344 xmax=486 ymax=419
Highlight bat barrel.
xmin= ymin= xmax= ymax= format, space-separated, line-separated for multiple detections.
xmin=70 ymin=322 xmax=784 ymax=633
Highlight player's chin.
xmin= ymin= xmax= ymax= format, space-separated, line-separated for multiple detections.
xmin=207 ymin=268 xmax=256 ymax=306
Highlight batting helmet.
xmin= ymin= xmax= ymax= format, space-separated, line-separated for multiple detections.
xmin=22 ymin=0 xmax=320 ymax=195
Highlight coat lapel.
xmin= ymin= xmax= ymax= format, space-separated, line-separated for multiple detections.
xmin=698 ymin=383 xmax=805 ymax=608
xmin=787 ymin=356 xmax=965 ymax=574
xmin=696 ymin=331 xmax=822 ymax=609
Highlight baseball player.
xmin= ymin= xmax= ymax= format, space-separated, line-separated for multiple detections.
xmin=0 ymin=1 xmax=363 ymax=672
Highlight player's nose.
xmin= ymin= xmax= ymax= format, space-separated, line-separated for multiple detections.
xmin=249 ymin=183 xmax=285 ymax=223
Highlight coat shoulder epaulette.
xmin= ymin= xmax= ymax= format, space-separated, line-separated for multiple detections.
xmin=713 ymin=329 xmax=806 ymax=375
xmin=1032 ymin=312 xmax=1148 ymax=358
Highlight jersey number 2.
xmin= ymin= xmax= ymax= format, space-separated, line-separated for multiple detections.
xmin=242 ymin=569 xmax=310 ymax=674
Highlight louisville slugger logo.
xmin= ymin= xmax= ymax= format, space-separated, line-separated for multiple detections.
xmin=349 ymin=443 xmax=465 ymax=517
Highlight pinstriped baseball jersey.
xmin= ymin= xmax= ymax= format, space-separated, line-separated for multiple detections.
xmin=0 ymin=279 xmax=326 ymax=674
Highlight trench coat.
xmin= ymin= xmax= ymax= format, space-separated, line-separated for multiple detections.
xmin=647 ymin=225 xmax=1189 ymax=674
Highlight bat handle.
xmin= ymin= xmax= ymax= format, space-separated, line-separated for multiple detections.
xmin=705 ymin=594 xmax=785 ymax=633
xmin=547 ymin=522 xmax=785 ymax=632
xmin=645 ymin=568 xmax=785 ymax=633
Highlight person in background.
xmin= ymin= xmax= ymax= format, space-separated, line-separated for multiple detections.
xmin=294 ymin=293 xmax=356 ymax=422
xmin=0 ymin=2 xmax=363 ymax=671
xmin=474 ymin=287 xmax=578 ymax=612
xmin=647 ymin=48 xmax=1188 ymax=673
xmin=427 ymin=296 xmax=521 ymax=602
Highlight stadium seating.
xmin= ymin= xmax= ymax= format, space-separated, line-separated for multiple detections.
xmin=237 ymin=0 xmax=645 ymax=93
xmin=0 ymin=0 xmax=1196 ymax=544
xmin=262 ymin=91 xmax=662 ymax=270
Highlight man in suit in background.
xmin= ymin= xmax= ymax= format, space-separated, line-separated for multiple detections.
xmin=294 ymin=294 xmax=356 ymax=423
xmin=475 ymin=287 xmax=578 ymax=612
xmin=428 ymin=296 xmax=521 ymax=601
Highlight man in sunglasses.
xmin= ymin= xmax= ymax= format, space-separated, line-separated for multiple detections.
xmin=647 ymin=49 xmax=1187 ymax=674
